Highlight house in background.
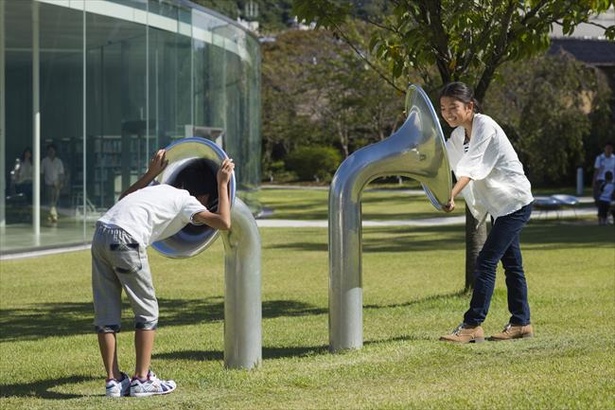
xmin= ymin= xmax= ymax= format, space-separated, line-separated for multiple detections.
xmin=549 ymin=7 xmax=615 ymax=117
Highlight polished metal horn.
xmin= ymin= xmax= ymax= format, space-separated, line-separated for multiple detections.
xmin=151 ymin=137 xmax=236 ymax=258
xmin=328 ymin=84 xmax=452 ymax=352
xmin=150 ymin=137 xmax=261 ymax=370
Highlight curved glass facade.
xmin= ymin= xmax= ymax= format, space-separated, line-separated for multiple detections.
xmin=0 ymin=0 xmax=261 ymax=255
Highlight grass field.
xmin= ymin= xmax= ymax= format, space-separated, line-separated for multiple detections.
xmin=0 ymin=187 xmax=614 ymax=409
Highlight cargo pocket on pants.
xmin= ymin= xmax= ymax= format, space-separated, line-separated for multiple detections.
xmin=110 ymin=243 xmax=142 ymax=275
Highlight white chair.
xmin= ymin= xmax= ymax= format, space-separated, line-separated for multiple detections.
xmin=533 ymin=196 xmax=562 ymax=219
xmin=550 ymin=194 xmax=579 ymax=217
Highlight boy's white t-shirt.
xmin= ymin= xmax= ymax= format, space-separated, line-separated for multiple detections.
xmin=446 ymin=113 xmax=534 ymax=222
xmin=98 ymin=184 xmax=207 ymax=246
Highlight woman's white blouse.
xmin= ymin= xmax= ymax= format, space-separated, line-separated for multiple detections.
xmin=445 ymin=113 xmax=533 ymax=222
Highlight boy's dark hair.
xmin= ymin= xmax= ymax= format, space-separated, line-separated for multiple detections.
xmin=172 ymin=159 xmax=217 ymax=199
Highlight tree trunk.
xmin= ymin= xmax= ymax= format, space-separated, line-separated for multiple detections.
xmin=464 ymin=205 xmax=487 ymax=291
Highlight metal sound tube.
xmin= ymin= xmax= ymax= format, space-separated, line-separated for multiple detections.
xmin=328 ymin=85 xmax=451 ymax=352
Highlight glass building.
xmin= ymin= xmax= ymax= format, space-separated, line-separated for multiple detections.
xmin=0 ymin=0 xmax=261 ymax=255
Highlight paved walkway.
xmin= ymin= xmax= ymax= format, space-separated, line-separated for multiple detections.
xmin=1 ymin=196 xmax=600 ymax=261
xmin=258 ymin=209 xmax=596 ymax=228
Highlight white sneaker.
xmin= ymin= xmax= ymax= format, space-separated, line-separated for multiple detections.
xmin=130 ymin=370 xmax=177 ymax=397
xmin=105 ymin=372 xmax=130 ymax=397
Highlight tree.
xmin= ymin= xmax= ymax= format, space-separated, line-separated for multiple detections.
xmin=485 ymin=53 xmax=613 ymax=186
xmin=261 ymin=30 xmax=328 ymax=180
xmin=305 ymin=23 xmax=405 ymax=158
xmin=293 ymin=0 xmax=615 ymax=289
xmin=261 ymin=28 xmax=405 ymax=181
xmin=191 ymin=0 xmax=295 ymax=33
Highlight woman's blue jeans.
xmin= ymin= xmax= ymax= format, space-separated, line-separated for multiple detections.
xmin=463 ymin=202 xmax=533 ymax=326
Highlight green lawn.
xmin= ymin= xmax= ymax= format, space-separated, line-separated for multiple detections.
xmin=0 ymin=187 xmax=613 ymax=409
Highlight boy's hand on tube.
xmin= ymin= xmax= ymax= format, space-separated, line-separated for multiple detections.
xmin=217 ymin=158 xmax=234 ymax=185
xmin=147 ymin=149 xmax=168 ymax=177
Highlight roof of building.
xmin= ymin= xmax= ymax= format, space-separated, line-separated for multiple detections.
xmin=549 ymin=38 xmax=615 ymax=66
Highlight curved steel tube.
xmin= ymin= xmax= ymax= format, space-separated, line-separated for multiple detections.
xmin=328 ymin=85 xmax=451 ymax=352
xmin=148 ymin=138 xmax=261 ymax=369
xmin=222 ymin=197 xmax=262 ymax=369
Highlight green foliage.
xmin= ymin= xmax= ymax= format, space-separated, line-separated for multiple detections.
xmin=294 ymin=0 xmax=615 ymax=99
xmin=292 ymin=0 xmax=615 ymax=189
xmin=485 ymin=53 xmax=613 ymax=186
xmin=261 ymin=27 xmax=405 ymax=172
xmin=191 ymin=0 xmax=295 ymax=32
xmin=285 ymin=145 xmax=342 ymax=182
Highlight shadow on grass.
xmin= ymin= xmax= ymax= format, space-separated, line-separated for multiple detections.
xmin=0 ymin=375 xmax=93 ymax=399
xmin=266 ymin=225 xmax=466 ymax=253
xmin=522 ymin=221 xmax=614 ymax=249
xmin=156 ymin=291 xmax=469 ymax=363
xmin=155 ymin=345 xmax=330 ymax=363
xmin=0 ymin=298 xmax=326 ymax=342
xmin=263 ymin=219 xmax=614 ymax=254
xmin=363 ymin=290 xmax=467 ymax=310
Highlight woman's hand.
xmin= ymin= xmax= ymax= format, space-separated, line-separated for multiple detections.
xmin=443 ymin=198 xmax=455 ymax=213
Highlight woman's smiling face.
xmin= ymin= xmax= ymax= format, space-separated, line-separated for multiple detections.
xmin=440 ymin=96 xmax=474 ymax=128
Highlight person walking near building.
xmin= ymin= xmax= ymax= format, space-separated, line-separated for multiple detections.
xmin=592 ymin=141 xmax=615 ymax=220
xmin=12 ymin=147 xmax=34 ymax=202
xmin=40 ymin=143 xmax=64 ymax=223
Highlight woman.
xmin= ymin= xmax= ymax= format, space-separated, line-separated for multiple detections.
xmin=438 ymin=82 xmax=535 ymax=343
xmin=15 ymin=147 xmax=33 ymax=202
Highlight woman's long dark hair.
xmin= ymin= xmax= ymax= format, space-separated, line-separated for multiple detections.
xmin=439 ymin=82 xmax=481 ymax=113
xmin=20 ymin=147 xmax=32 ymax=162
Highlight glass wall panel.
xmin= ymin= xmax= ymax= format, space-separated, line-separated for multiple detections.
xmin=1 ymin=0 xmax=261 ymax=256
xmin=85 ymin=11 xmax=148 ymax=208
xmin=148 ymin=27 xmax=192 ymax=145
xmin=3 ymin=0 xmax=88 ymax=249
xmin=39 ymin=3 xmax=84 ymax=238
xmin=4 ymin=0 xmax=33 ymax=230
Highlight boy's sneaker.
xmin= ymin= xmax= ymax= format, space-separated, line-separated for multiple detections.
xmin=105 ymin=372 xmax=131 ymax=397
xmin=439 ymin=323 xmax=485 ymax=343
xmin=130 ymin=370 xmax=177 ymax=397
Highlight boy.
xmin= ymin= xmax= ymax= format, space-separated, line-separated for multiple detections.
xmin=91 ymin=149 xmax=234 ymax=397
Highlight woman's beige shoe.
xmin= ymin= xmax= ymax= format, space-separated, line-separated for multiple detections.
xmin=439 ymin=323 xmax=485 ymax=343
xmin=489 ymin=323 xmax=534 ymax=341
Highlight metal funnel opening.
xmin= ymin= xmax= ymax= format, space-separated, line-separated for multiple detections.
xmin=151 ymin=137 xmax=236 ymax=258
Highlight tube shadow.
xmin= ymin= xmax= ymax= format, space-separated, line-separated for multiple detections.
xmin=363 ymin=290 xmax=467 ymax=310
xmin=0 ymin=298 xmax=327 ymax=342
xmin=154 ymin=345 xmax=330 ymax=363
xmin=154 ymin=291 xmax=467 ymax=362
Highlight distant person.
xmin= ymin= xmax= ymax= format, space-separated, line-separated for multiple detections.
xmin=597 ymin=171 xmax=615 ymax=225
xmin=15 ymin=147 xmax=34 ymax=202
xmin=592 ymin=141 xmax=614 ymax=204
xmin=438 ymin=82 xmax=535 ymax=344
xmin=40 ymin=143 xmax=64 ymax=223
xmin=91 ymin=149 xmax=234 ymax=397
